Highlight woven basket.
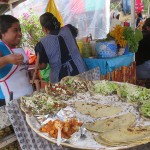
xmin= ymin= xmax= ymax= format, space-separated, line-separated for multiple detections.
xmin=0 ymin=140 xmax=21 ymax=150
xmin=0 ymin=125 xmax=14 ymax=139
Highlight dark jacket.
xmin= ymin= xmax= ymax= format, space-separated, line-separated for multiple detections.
xmin=135 ymin=30 xmax=150 ymax=66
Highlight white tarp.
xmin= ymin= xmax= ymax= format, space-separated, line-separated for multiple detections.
xmin=55 ymin=0 xmax=110 ymax=39
xmin=7 ymin=0 xmax=48 ymax=17
xmin=8 ymin=0 xmax=110 ymax=39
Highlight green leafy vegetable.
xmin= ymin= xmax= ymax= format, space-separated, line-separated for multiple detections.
xmin=123 ymin=27 xmax=143 ymax=52
xmin=140 ymin=101 xmax=150 ymax=117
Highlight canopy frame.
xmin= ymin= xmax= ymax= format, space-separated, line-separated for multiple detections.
xmin=0 ymin=0 xmax=25 ymax=15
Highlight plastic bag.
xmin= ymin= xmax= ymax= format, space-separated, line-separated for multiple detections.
xmin=40 ymin=64 xmax=50 ymax=82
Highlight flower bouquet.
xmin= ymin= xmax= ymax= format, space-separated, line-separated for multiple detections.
xmin=109 ymin=25 xmax=143 ymax=53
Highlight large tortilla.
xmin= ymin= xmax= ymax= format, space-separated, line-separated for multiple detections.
xmin=74 ymin=101 xmax=122 ymax=118
xmin=95 ymin=125 xmax=150 ymax=147
xmin=85 ymin=113 xmax=136 ymax=133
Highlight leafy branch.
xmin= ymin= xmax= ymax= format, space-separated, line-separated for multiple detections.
xmin=123 ymin=27 xmax=143 ymax=52
xmin=19 ymin=9 xmax=44 ymax=52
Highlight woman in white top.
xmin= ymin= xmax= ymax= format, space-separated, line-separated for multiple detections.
xmin=0 ymin=15 xmax=33 ymax=105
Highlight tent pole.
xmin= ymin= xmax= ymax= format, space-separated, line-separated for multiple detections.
xmin=148 ymin=2 xmax=150 ymax=17
xmin=131 ymin=0 xmax=135 ymax=30
xmin=131 ymin=0 xmax=135 ymax=61
xmin=9 ymin=3 xmax=14 ymax=16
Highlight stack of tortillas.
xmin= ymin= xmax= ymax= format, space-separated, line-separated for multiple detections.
xmin=94 ymin=125 xmax=150 ymax=147
xmin=75 ymin=101 xmax=150 ymax=147
xmin=85 ymin=112 xmax=150 ymax=147
xmin=85 ymin=113 xmax=136 ymax=133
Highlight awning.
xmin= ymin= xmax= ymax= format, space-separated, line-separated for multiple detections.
xmin=0 ymin=0 xmax=25 ymax=14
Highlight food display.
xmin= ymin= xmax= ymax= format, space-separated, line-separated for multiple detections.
xmin=21 ymin=92 xmax=66 ymax=115
xmin=45 ymin=83 xmax=75 ymax=100
xmin=74 ymin=101 xmax=122 ymax=118
xmin=22 ymin=76 xmax=150 ymax=149
xmin=60 ymin=76 xmax=89 ymax=93
xmin=85 ymin=113 xmax=136 ymax=133
xmin=95 ymin=125 xmax=150 ymax=147
xmin=40 ymin=118 xmax=82 ymax=139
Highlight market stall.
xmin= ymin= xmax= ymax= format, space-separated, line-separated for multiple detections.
xmin=0 ymin=1 xmax=148 ymax=150
xmin=84 ymin=52 xmax=134 ymax=75
xmin=5 ymin=75 xmax=150 ymax=150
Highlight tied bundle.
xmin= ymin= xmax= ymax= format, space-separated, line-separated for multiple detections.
xmin=109 ymin=25 xmax=127 ymax=48
xmin=109 ymin=25 xmax=143 ymax=53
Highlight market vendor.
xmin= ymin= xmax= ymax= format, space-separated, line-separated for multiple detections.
xmin=136 ymin=18 xmax=150 ymax=79
xmin=35 ymin=12 xmax=86 ymax=83
xmin=0 ymin=15 xmax=33 ymax=105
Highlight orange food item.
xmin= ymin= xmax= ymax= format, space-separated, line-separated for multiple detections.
xmin=40 ymin=118 xmax=83 ymax=139
xmin=29 ymin=54 xmax=36 ymax=65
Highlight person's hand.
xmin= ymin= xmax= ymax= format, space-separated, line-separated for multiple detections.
xmin=6 ymin=54 xmax=24 ymax=65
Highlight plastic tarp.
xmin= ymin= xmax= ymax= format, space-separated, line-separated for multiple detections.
xmin=54 ymin=0 xmax=110 ymax=39
xmin=11 ymin=0 xmax=48 ymax=17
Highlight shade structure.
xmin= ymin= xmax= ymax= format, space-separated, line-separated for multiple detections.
xmin=0 ymin=0 xmax=25 ymax=14
xmin=0 ymin=0 xmax=9 ymax=3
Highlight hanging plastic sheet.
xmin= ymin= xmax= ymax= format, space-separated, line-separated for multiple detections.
xmin=122 ymin=0 xmax=131 ymax=15
xmin=54 ymin=0 xmax=110 ymax=39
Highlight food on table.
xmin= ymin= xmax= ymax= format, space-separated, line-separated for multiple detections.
xmin=95 ymin=125 xmax=150 ymax=147
xmin=87 ymin=80 xmax=150 ymax=118
xmin=140 ymin=101 xmax=150 ymax=118
xmin=21 ymin=92 xmax=66 ymax=115
xmin=23 ymin=75 xmax=150 ymax=149
xmin=45 ymin=83 xmax=74 ymax=100
xmin=88 ymin=80 xmax=119 ymax=95
xmin=85 ymin=113 xmax=136 ymax=133
xmin=74 ymin=101 xmax=122 ymax=118
xmin=60 ymin=76 xmax=89 ymax=93
xmin=40 ymin=118 xmax=83 ymax=139
xmin=116 ymin=83 xmax=150 ymax=104
xmin=88 ymin=80 xmax=150 ymax=103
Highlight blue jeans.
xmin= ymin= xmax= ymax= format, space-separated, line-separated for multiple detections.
xmin=122 ymin=0 xmax=131 ymax=15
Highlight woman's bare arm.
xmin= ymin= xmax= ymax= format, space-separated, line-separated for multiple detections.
xmin=0 ymin=52 xmax=24 ymax=68
xmin=38 ymin=63 xmax=47 ymax=70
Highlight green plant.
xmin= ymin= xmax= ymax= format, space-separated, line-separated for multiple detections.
xmin=19 ymin=9 xmax=44 ymax=52
xmin=123 ymin=27 xmax=143 ymax=52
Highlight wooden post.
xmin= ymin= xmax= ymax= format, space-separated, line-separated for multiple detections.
xmin=9 ymin=3 xmax=13 ymax=16
xmin=8 ymin=0 xmax=20 ymax=16
xmin=131 ymin=0 xmax=136 ymax=30
xmin=148 ymin=1 xmax=150 ymax=17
